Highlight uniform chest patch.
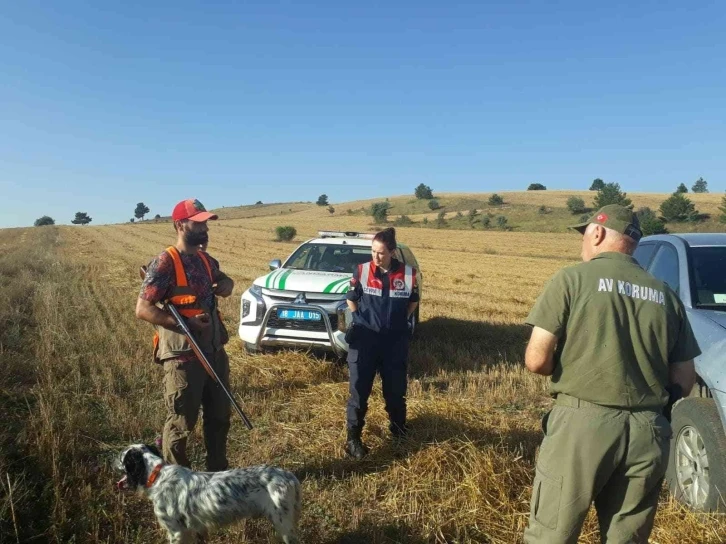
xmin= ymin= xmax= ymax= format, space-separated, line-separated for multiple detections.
xmin=393 ymin=278 xmax=405 ymax=290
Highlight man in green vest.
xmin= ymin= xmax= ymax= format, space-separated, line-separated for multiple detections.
xmin=523 ymin=204 xmax=700 ymax=543
xmin=136 ymin=198 xmax=235 ymax=471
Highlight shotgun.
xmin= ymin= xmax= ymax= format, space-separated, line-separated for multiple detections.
xmin=140 ymin=265 xmax=253 ymax=430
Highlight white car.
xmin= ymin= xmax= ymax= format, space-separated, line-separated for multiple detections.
xmin=239 ymin=231 xmax=423 ymax=357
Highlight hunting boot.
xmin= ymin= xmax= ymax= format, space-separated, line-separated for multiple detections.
xmin=390 ymin=421 xmax=409 ymax=439
xmin=344 ymin=427 xmax=369 ymax=460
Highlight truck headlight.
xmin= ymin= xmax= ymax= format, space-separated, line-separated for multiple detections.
xmin=242 ymin=299 xmax=251 ymax=318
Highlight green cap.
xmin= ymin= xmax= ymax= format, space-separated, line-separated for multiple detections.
xmin=569 ymin=204 xmax=642 ymax=241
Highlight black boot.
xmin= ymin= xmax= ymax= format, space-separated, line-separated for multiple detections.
xmin=390 ymin=421 xmax=409 ymax=439
xmin=344 ymin=427 xmax=369 ymax=460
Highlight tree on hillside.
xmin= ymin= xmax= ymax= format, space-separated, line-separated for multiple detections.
xmin=34 ymin=215 xmax=55 ymax=226
xmin=566 ymin=196 xmax=587 ymax=214
xmin=488 ymin=194 xmax=504 ymax=206
xmin=370 ymin=202 xmax=390 ymax=223
xmin=134 ymin=202 xmax=150 ymax=221
xmin=327 ymin=205 xmax=335 ymax=215
xmin=589 ymin=178 xmax=605 ymax=191
xmin=71 ymin=212 xmax=92 ymax=225
xmin=636 ymin=207 xmax=668 ymax=235
xmin=593 ymin=182 xmax=632 ymax=209
xmin=692 ymin=177 xmax=708 ymax=193
xmin=659 ymin=192 xmax=699 ymax=222
xmin=154 ymin=214 xmax=161 ymax=221
xmin=414 ymin=183 xmax=434 ymax=199
xmin=676 ymin=183 xmax=688 ymax=193
xmin=527 ymin=183 xmax=547 ymax=190
xmin=316 ymin=194 xmax=329 ymax=206
xmin=719 ymin=194 xmax=726 ymax=223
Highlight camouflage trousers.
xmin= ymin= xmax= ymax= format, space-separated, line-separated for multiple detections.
xmin=161 ymin=349 xmax=231 ymax=471
xmin=524 ymin=393 xmax=672 ymax=544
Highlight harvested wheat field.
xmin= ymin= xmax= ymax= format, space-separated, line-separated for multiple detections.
xmin=1 ymin=203 xmax=725 ymax=543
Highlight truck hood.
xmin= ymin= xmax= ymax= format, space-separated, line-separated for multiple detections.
xmin=255 ymin=269 xmax=351 ymax=294
xmin=700 ymin=309 xmax=726 ymax=330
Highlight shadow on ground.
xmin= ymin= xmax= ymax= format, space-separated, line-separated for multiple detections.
xmin=295 ymin=411 xmax=541 ymax=484
xmin=409 ymin=316 xmax=530 ymax=377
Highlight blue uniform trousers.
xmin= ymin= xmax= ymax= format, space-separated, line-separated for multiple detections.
xmin=346 ymin=328 xmax=409 ymax=433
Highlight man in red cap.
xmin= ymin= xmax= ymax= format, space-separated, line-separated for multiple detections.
xmin=136 ymin=198 xmax=235 ymax=471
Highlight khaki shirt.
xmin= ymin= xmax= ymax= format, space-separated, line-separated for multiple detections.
xmin=525 ymin=251 xmax=701 ymax=410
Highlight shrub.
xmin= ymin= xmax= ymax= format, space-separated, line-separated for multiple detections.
xmin=528 ymin=183 xmax=547 ymax=190
xmin=488 ymin=194 xmax=504 ymax=206
xmin=481 ymin=216 xmax=491 ymax=228
xmin=394 ymin=215 xmax=413 ymax=226
xmin=593 ymin=182 xmax=632 ymax=209
xmin=589 ymin=178 xmax=605 ymax=191
xmin=435 ymin=211 xmax=447 ymax=228
xmin=327 ymin=206 xmax=335 ymax=214
xmin=659 ymin=193 xmax=699 ymax=222
xmin=496 ymin=215 xmax=508 ymax=229
xmin=428 ymin=199 xmax=440 ymax=210
xmin=414 ymin=183 xmax=434 ymax=200
xmin=676 ymin=183 xmax=688 ymax=193
xmin=316 ymin=194 xmax=329 ymax=206
xmin=636 ymin=207 xmax=668 ymax=235
xmin=538 ymin=205 xmax=548 ymax=214
xmin=34 ymin=216 xmax=55 ymax=226
xmin=692 ymin=177 xmax=708 ymax=193
xmin=370 ymin=202 xmax=390 ymax=223
xmin=567 ymin=196 xmax=587 ymax=215
xmin=275 ymin=226 xmax=297 ymax=241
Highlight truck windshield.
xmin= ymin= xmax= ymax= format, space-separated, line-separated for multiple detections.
xmin=284 ymin=244 xmax=371 ymax=273
xmin=691 ymin=246 xmax=726 ymax=310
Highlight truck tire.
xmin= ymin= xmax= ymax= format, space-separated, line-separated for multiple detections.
xmin=665 ymin=397 xmax=726 ymax=512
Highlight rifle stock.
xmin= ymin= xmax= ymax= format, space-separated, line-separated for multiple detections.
xmin=139 ymin=265 xmax=253 ymax=430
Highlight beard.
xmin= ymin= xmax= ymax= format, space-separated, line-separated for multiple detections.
xmin=184 ymin=231 xmax=209 ymax=247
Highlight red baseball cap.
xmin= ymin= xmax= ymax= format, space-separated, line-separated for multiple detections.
xmin=171 ymin=199 xmax=218 ymax=222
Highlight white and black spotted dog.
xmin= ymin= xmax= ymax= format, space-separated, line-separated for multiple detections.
xmin=116 ymin=444 xmax=301 ymax=544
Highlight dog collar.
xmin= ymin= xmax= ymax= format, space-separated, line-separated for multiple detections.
xmin=146 ymin=463 xmax=164 ymax=488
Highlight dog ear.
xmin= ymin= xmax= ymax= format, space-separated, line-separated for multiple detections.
xmin=123 ymin=449 xmax=148 ymax=488
xmin=145 ymin=443 xmax=162 ymax=458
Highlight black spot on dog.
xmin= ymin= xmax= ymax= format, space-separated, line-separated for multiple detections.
xmin=123 ymin=449 xmax=148 ymax=489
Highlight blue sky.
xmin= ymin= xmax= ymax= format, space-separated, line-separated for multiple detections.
xmin=1 ymin=1 xmax=725 ymax=227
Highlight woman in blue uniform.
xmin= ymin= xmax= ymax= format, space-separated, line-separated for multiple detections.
xmin=344 ymin=227 xmax=419 ymax=459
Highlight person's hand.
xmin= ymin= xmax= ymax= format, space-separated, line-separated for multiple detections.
xmin=213 ymin=281 xmax=234 ymax=298
xmin=186 ymin=313 xmax=211 ymax=333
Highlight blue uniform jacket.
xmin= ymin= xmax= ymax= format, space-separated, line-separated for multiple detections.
xmin=346 ymin=258 xmax=419 ymax=336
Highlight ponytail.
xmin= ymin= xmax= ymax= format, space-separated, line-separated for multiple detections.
xmin=373 ymin=227 xmax=397 ymax=251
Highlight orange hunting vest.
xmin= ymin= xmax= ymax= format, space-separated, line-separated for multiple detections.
xmin=152 ymin=246 xmax=226 ymax=362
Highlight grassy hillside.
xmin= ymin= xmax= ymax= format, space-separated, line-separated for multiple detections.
xmin=212 ymin=190 xmax=726 ymax=235
xmin=1 ymin=216 xmax=724 ymax=543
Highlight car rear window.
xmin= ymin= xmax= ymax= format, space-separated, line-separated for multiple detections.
xmin=284 ymin=244 xmax=371 ymax=273
xmin=690 ymin=247 xmax=726 ymax=309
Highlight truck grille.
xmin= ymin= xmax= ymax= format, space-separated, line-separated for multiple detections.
xmin=267 ymin=314 xmax=338 ymax=333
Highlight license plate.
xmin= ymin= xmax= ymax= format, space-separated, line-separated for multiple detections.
xmin=277 ymin=309 xmax=322 ymax=321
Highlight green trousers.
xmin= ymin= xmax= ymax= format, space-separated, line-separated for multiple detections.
xmin=524 ymin=393 xmax=672 ymax=544
xmin=162 ymin=350 xmax=231 ymax=471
